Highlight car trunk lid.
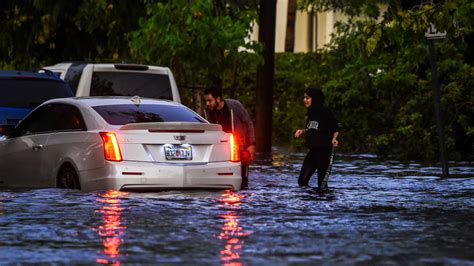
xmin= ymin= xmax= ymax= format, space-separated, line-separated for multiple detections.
xmin=116 ymin=122 xmax=232 ymax=163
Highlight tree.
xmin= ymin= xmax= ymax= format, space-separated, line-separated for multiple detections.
xmin=0 ymin=0 xmax=146 ymax=69
xmin=255 ymin=0 xmax=277 ymax=153
xmin=285 ymin=0 xmax=297 ymax=52
xmin=129 ymin=0 xmax=258 ymax=102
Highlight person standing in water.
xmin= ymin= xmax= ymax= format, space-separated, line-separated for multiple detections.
xmin=203 ymin=85 xmax=256 ymax=189
xmin=294 ymin=87 xmax=340 ymax=191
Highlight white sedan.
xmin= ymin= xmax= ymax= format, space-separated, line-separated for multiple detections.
xmin=0 ymin=97 xmax=242 ymax=191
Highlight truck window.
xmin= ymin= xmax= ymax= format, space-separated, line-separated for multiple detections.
xmin=64 ymin=63 xmax=87 ymax=94
xmin=90 ymin=72 xmax=173 ymax=100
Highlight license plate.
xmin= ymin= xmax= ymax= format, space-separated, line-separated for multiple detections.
xmin=164 ymin=145 xmax=192 ymax=160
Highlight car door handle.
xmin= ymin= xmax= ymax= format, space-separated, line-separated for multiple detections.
xmin=32 ymin=144 xmax=43 ymax=151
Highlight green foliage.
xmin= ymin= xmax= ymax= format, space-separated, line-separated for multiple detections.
xmin=1 ymin=0 xmax=471 ymax=161
xmin=270 ymin=0 xmax=474 ymax=160
xmin=129 ymin=0 xmax=260 ymax=91
xmin=297 ymin=0 xmax=390 ymax=17
xmin=230 ymin=1 xmax=473 ymax=160
xmin=248 ymin=47 xmax=472 ymax=160
xmin=0 ymin=0 xmax=146 ymax=69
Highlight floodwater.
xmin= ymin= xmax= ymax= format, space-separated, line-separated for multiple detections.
xmin=0 ymin=148 xmax=473 ymax=265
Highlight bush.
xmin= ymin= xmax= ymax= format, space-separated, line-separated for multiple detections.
xmin=214 ymin=49 xmax=472 ymax=161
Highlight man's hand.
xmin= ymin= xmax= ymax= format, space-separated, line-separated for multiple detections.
xmin=332 ymin=132 xmax=339 ymax=147
xmin=246 ymin=145 xmax=255 ymax=161
xmin=294 ymin=129 xmax=305 ymax=138
xmin=332 ymin=138 xmax=339 ymax=147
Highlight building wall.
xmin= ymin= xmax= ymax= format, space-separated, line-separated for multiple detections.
xmin=251 ymin=1 xmax=348 ymax=53
xmin=275 ymin=0 xmax=288 ymax=52
xmin=297 ymin=9 xmax=348 ymax=52
xmin=294 ymin=10 xmax=309 ymax=52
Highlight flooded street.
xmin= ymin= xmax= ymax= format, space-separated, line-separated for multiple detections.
xmin=0 ymin=148 xmax=473 ymax=265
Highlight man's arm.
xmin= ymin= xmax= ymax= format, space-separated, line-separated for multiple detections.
xmin=231 ymin=100 xmax=256 ymax=153
xmin=239 ymin=102 xmax=256 ymax=148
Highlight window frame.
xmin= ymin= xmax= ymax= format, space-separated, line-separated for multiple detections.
xmin=14 ymin=103 xmax=87 ymax=137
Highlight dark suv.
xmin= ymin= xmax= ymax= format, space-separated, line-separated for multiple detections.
xmin=0 ymin=70 xmax=74 ymax=128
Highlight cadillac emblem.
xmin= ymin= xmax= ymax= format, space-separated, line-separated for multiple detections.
xmin=174 ymin=135 xmax=186 ymax=141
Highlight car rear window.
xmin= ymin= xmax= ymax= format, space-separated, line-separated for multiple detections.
xmin=92 ymin=104 xmax=206 ymax=125
xmin=90 ymin=72 xmax=173 ymax=100
xmin=0 ymin=79 xmax=73 ymax=109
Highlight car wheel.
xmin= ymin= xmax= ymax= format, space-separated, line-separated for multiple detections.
xmin=57 ymin=165 xmax=81 ymax=190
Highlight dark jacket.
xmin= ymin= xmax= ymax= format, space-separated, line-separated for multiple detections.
xmin=305 ymin=107 xmax=340 ymax=149
xmin=304 ymin=88 xmax=340 ymax=150
xmin=205 ymin=99 xmax=255 ymax=151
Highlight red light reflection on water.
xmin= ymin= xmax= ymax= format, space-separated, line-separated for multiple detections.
xmin=217 ymin=190 xmax=251 ymax=266
xmin=95 ymin=190 xmax=128 ymax=266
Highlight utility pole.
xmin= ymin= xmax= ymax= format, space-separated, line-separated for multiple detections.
xmin=255 ymin=0 xmax=277 ymax=153
xmin=426 ymin=22 xmax=449 ymax=177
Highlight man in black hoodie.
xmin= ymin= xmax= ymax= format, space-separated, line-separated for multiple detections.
xmin=294 ymin=87 xmax=340 ymax=191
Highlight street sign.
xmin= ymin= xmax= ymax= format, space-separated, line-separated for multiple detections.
xmin=426 ymin=23 xmax=446 ymax=39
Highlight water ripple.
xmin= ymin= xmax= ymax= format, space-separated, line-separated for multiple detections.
xmin=0 ymin=150 xmax=473 ymax=265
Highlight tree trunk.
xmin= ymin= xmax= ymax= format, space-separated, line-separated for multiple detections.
xmin=230 ymin=59 xmax=238 ymax=99
xmin=285 ymin=0 xmax=296 ymax=52
xmin=255 ymin=0 xmax=277 ymax=153
xmin=193 ymin=89 xmax=203 ymax=115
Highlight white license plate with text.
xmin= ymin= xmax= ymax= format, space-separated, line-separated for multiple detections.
xmin=164 ymin=145 xmax=192 ymax=160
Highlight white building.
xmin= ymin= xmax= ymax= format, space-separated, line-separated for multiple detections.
xmin=250 ymin=0 xmax=347 ymax=52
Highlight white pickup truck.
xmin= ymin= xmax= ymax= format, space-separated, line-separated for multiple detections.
xmin=43 ymin=63 xmax=181 ymax=103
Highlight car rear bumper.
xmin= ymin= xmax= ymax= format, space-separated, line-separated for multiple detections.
xmin=80 ymin=161 xmax=242 ymax=192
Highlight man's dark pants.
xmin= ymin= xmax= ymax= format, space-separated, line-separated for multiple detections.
xmin=241 ymin=164 xmax=249 ymax=189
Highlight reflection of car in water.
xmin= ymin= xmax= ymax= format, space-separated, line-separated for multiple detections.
xmin=42 ymin=63 xmax=181 ymax=102
xmin=0 ymin=96 xmax=242 ymax=191
xmin=0 ymin=70 xmax=74 ymax=128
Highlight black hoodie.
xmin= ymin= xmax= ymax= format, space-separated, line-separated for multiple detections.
xmin=304 ymin=88 xmax=340 ymax=150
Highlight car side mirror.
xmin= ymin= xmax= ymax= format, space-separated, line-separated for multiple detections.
xmin=0 ymin=125 xmax=16 ymax=137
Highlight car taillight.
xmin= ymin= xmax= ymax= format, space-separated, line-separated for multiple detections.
xmin=100 ymin=132 xmax=122 ymax=161
xmin=229 ymin=133 xmax=240 ymax=162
